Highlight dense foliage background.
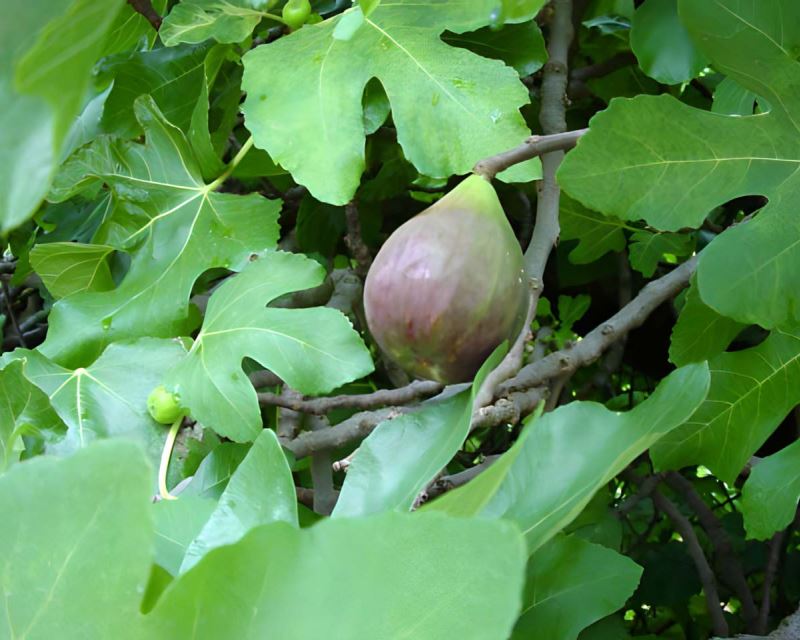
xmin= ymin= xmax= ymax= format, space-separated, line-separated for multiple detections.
xmin=2 ymin=0 xmax=799 ymax=638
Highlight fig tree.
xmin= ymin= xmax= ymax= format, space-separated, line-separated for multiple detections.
xmin=364 ymin=175 xmax=528 ymax=384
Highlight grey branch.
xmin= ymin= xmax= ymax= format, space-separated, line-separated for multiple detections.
xmin=344 ymin=200 xmax=372 ymax=277
xmin=665 ymin=471 xmax=759 ymax=630
xmin=259 ymin=380 xmax=444 ymax=414
xmin=499 ymin=254 xmax=698 ymax=395
xmin=714 ymin=606 xmax=800 ymax=640
xmin=652 ymin=489 xmax=730 ymax=637
xmin=472 ymin=0 xmax=575 ymax=409
xmin=472 ymin=129 xmax=587 ymax=180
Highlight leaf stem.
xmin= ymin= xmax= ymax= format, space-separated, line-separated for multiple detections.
xmin=158 ymin=416 xmax=183 ymax=501
xmin=206 ymin=136 xmax=255 ymax=191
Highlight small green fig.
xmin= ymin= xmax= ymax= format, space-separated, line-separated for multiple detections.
xmin=147 ymin=385 xmax=183 ymax=424
xmin=282 ymin=0 xmax=311 ymax=30
xmin=364 ymin=175 xmax=528 ymax=384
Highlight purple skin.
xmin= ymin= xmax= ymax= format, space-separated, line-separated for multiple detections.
xmin=364 ymin=175 xmax=528 ymax=384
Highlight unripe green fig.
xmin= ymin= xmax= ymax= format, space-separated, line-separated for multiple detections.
xmin=282 ymin=0 xmax=311 ymax=30
xmin=147 ymin=385 xmax=183 ymax=424
xmin=364 ymin=175 xmax=528 ymax=384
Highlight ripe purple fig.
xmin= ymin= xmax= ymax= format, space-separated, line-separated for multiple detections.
xmin=364 ymin=175 xmax=528 ymax=384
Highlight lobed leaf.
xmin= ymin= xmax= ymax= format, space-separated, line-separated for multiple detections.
xmin=241 ymin=0 xmax=544 ymax=205
xmin=166 ymin=251 xmax=374 ymax=441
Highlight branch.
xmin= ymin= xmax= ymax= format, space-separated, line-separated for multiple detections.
xmin=426 ymin=454 xmax=501 ymax=500
xmin=652 ymin=489 xmax=730 ymax=637
xmin=499 ymin=254 xmax=698 ymax=395
xmin=472 ymin=129 xmax=587 ymax=180
xmin=758 ymin=530 xmax=787 ymax=634
xmin=281 ymin=385 xmax=545 ymax=460
xmin=471 ymin=0 xmax=575 ymax=407
xmin=307 ymin=415 xmax=337 ymax=515
xmin=665 ymin=472 xmax=759 ymax=630
xmin=127 ymin=0 xmax=162 ymax=31
xmin=714 ymin=606 xmax=800 ymax=640
xmin=616 ymin=472 xmax=664 ymax=516
xmin=258 ymin=379 xmax=444 ymax=414
xmin=281 ymin=406 xmax=411 ymax=459
xmin=343 ymin=200 xmax=372 ymax=277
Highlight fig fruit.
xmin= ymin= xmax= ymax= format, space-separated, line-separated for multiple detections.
xmin=147 ymin=385 xmax=183 ymax=425
xmin=282 ymin=0 xmax=311 ymax=30
xmin=364 ymin=175 xmax=528 ymax=384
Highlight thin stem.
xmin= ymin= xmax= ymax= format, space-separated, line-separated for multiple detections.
xmin=261 ymin=11 xmax=287 ymax=25
xmin=1 ymin=278 xmax=26 ymax=348
xmin=158 ymin=417 xmax=182 ymax=501
xmin=207 ymin=136 xmax=255 ymax=191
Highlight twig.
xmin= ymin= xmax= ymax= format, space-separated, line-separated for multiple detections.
xmin=652 ymin=489 xmax=730 ymax=637
xmin=616 ymin=472 xmax=664 ymax=516
xmin=472 ymin=129 xmax=587 ymax=180
xmin=499 ymin=254 xmax=698 ymax=395
xmin=470 ymin=388 xmax=546 ymax=431
xmin=426 ymin=455 xmax=501 ymax=500
xmin=1 ymin=278 xmax=26 ymax=348
xmin=665 ymin=472 xmax=758 ymax=630
xmin=258 ymin=380 xmax=443 ymax=414
xmin=307 ymin=415 xmax=337 ymax=515
xmin=126 ymin=0 xmax=162 ymax=30
xmin=570 ymin=52 xmax=637 ymax=82
xmin=282 ymin=406 xmax=411 ymax=459
xmin=758 ymin=530 xmax=787 ymax=634
xmin=276 ymin=387 xmax=303 ymax=439
xmin=344 ymin=200 xmax=372 ymax=277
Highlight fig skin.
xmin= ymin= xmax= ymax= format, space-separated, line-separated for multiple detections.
xmin=364 ymin=175 xmax=528 ymax=384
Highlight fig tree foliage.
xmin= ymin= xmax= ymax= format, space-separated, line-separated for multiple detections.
xmin=1 ymin=0 xmax=799 ymax=638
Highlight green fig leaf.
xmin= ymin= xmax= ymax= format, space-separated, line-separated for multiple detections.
xmin=332 ymin=344 xmax=506 ymax=517
xmin=153 ymin=495 xmax=217 ymax=576
xmin=101 ymin=0 xmax=168 ymax=57
xmin=442 ymin=21 xmax=547 ymax=77
xmin=629 ymin=0 xmax=707 ymax=85
xmin=161 ymin=0 xmax=277 ymax=46
xmin=627 ymin=230 xmax=694 ymax=278
xmin=180 ymin=442 xmax=250 ymax=499
xmin=741 ymin=440 xmax=800 ymax=540
xmin=0 ymin=359 xmax=66 ymax=473
xmin=0 ymin=441 xmax=152 ymax=639
xmin=166 ymin=251 xmax=374 ymax=442
xmin=39 ymin=96 xmax=281 ymax=368
xmin=180 ymin=430 xmax=297 ymax=572
xmin=0 ymin=0 xmax=127 ymax=233
xmin=430 ymin=363 xmax=709 ymax=552
xmin=241 ymin=1 xmax=544 ymax=206
xmin=144 ymin=513 xmax=527 ymax=639
xmin=29 ymin=242 xmax=115 ymax=299
xmin=653 ymin=329 xmax=800 ymax=483
xmin=669 ymin=275 xmax=746 ymax=366
xmin=511 ymin=535 xmax=642 ymax=640
xmin=2 ymin=339 xmax=189 ymax=491
xmin=560 ymin=195 xmax=629 ymax=264
xmin=559 ymin=0 xmax=800 ymax=329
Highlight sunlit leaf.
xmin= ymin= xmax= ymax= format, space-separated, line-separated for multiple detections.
xmin=40 ymin=96 xmax=281 ymax=367
xmin=241 ymin=0 xmax=545 ymax=205
xmin=166 ymin=251 xmax=373 ymax=441
xmin=652 ymin=329 xmax=800 ymax=482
